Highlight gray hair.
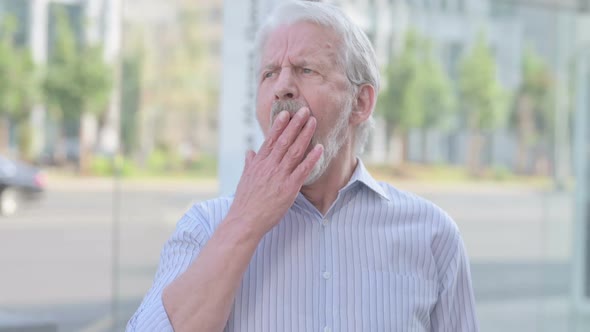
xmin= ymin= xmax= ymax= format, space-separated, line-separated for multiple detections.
xmin=254 ymin=0 xmax=380 ymax=155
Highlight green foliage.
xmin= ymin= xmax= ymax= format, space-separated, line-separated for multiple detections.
xmin=458 ymin=32 xmax=507 ymax=130
xmin=186 ymin=153 xmax=218 ymax=176
xmin=139 ymin=4 xmax=217 ymax=153
xmin=90 ymin=155 xmax=112 ymax=176
xmin=378 ymin=29 xmax=455 ymax=132
xmin=0 ymin=15 xmax=39 ymax=157
xmin=88 ymin=151 xmax=218 ymax=178
xmin=145 ymin=147 xmax=217 ymax=176
xmin=421 ymin=55 xmax=456 ymax=129
xmin=491 ymin=165 xmax=512 ymax=181
xmin=0 ymin=15 xmax=38 ymax=121
xmin=43 ymin=6 xmax=112 ymax=124
xmin=378 ymin=30 xmax=422 ymax=131
xmin=90 ymin=155 xmax=138 ymax=177
xmin=17 ymin=122 xmax=34 ymax=160
xmin=120 ymin=47 xmax=143 ymax=155
xmin=510 ymin=47 xmax=554 ymax=136
xmin=147 ymin=147 xmax=183 ymax=173
xmin=144 ymin=7 xmax=208 ymax=117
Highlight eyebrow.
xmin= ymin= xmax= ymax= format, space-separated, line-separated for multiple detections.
xmin=294 ymin=58 xmax=329 ymax=71
xmin=295 ymin=58 xmax=330 ymax=69
xmin=260 ymin=57 xmax=331 ymax=73
xmin=261 ymin=64 xmax=277 ymax=71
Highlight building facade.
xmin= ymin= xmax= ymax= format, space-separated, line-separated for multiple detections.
xmin=334 ymin=0 xmax=581 ymax=171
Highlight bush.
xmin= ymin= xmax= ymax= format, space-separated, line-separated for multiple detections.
xmin=90 ymin=155 xmax=137 ymax=177
xmin=116 ymin=156 xmax=138 ymax=177
xmin=90 ymin=156 xmax=112 ymax=176
xmin=187 ymin=153 xmax=218 ymax=177
xmin=147 ymin=147 xmax=183 ymax=173
xmin=491 ymin=165 xmax=512 ymax=181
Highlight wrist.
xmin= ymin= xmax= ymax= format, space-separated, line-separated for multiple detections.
xmin=220 ymin=212 xmax=266 ymax=247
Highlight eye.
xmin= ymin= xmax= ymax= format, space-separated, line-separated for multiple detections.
xmin=263 ymin=71 xmax=274 ymax=79
xmin=302 ymin=68 xmax=314 ymax=74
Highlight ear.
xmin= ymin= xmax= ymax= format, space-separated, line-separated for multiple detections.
xmin=350 ymin=84 xmax=376 ymax=126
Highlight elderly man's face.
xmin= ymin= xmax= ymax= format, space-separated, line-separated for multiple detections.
xmin=256 ymin=21 xmax=353 ymax=183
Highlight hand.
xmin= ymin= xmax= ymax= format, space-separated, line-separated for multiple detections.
xmin=226 ymin=107 xmax=324 ymax=238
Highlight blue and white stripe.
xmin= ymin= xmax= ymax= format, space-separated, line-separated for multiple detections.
xmin=128 ymin=160 xmax=478 ymax=331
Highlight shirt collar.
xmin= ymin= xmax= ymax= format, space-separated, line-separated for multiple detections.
xmin=294 ymin=158 xmax=391 ymax=212
xmin=341 ymin=158 xmax=390 ymax=201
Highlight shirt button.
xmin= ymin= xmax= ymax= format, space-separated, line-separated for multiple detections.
xmin=322 ymin=218 xmax=329 ymax=226
xmin=322 ymin=271 xmax=331 ymax=280
xmin=323 ymin=327 xmax=332 ymax=332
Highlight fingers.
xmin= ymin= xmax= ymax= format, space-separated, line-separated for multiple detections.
xmin=257 ymin=110 xmax=290 ymax=158
xmin=244 ymin=150 xmax=256 ymax=168
xmin=290 ymin=144 xmax=323 ymax=185
xmin=269 ymin=107 xmax=311 ymax=162
xmin=282 ymin=115 xmax=316 ymax=169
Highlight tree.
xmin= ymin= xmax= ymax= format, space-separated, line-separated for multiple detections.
xmin=0 ymin=16 xmax=39 ymax=159
xmin=415 ymin=43 xmax=455 ymax=163
xmin=458 ymin=32 xmax=506 ymax=175
xmin=510 ymin=47 xmax=554 ymax=174
xmin=378 ymin=29 xmax=454 ymax=165
xmin=378 ymin=30 xmax=425 ymax=164
xmin=43 ymin=6 xmax=112 ymax=172
xmin=120 ymin=45 xmax=143 ymax=156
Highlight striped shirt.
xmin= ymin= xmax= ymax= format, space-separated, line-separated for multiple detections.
xmin=127 ymin=160 xmax=478 ymax=331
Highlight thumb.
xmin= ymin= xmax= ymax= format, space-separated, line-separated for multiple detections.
xmin=244 ymin=150 xmax=256 ymax=168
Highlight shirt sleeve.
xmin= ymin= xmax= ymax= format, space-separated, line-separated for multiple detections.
xmin=430 ymin=229 xmax=479 ymax=332
xmin=126 ymin=206 xmax=211 ymax=331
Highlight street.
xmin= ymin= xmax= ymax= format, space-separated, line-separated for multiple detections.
xmin=0 ymin=178 xmax=585 ymax=331
xmin=0 ymin=179 xmax=214 ymax=331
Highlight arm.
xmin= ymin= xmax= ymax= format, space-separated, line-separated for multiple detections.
xmin=126 ymin=211 xmax=208 ymax=332
xmin=162 ymin=108 xmax=322 ymax=332
xmin=430 ymin=231 xmax=479 ymax=332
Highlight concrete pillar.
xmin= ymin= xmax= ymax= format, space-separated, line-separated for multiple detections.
xmin=29 ymin=0 xmax=48 ymax=63
xmin=29 ymin=0 xmax=49 ymax=160
xmin=94 ymin=0 xmax=121 ymax=155
xmin=553 ymin=11 xmax=574 ymax=190
xmin=572 ymin=47 xmax=590 ymax=314
xmin=218 ymin=0 xmax=287 ymax=195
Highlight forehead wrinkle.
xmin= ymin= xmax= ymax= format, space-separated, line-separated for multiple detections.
xmin=289 ymin=43 xmax=339 ymax=71
xmin=260 ymin=23 xmax=348 ymax=84
xmin=262 ymin=22 xmax=344 ymax=68
xmin=261 ymin=27 xmax=289 ymax=68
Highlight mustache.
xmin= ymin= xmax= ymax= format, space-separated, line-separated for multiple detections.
xmin=270 ymin=100 xmax=310 ymax=123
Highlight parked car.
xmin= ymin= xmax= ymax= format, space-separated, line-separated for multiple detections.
xmin=0 ymin=155 xmax=46 ymax=216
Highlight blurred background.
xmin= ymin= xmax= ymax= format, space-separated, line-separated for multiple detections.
xmin=0 ymin=0 xmax=589 ymax=331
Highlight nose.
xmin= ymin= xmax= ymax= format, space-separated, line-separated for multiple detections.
xmin=274 ymin=68 xmax=299 ymax=101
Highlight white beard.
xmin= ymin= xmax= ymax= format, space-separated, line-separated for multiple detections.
xmin=269 ymin=99 xmax=353 ymax=186
xmin=303 ymin=104 xmax=350 ymax=185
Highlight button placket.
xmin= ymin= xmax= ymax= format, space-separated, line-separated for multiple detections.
xmin=319 ymin=214 xmax=332 ymax=331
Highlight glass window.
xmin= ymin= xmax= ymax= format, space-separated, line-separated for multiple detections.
xmin=2 ymin=1 xmax=590 ymax=331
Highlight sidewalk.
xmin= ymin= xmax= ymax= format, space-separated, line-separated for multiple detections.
xmin=45 ymin=173 xmax=554 ymax=195
xmin=45 ymin=175 xmax=219 ymax=192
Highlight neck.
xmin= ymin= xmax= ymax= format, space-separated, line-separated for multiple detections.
xmin=300 ymin=147 xmax=358 ymax=216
